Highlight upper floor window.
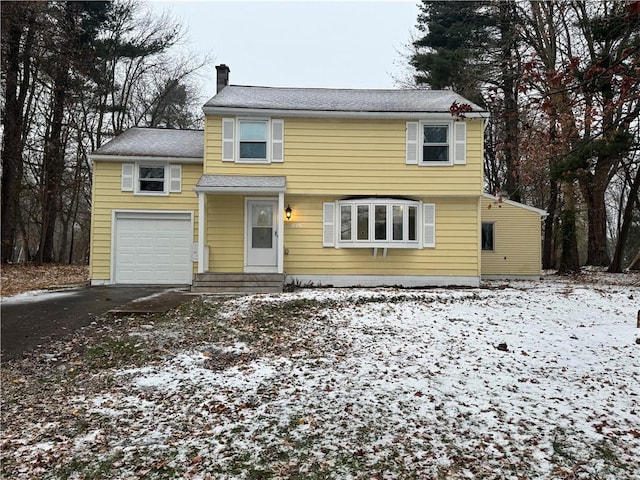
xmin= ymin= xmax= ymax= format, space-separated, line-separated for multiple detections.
xmin=222 ymin=117 xmax=284 ymax=164
xmin=139 ymin=164 xmax=165 ymax=193
xmin=422 ymin=124 xmax=450 ymax=163
xmin=239 ymin=120 xmax=268 ymax=161
xmin=406 ymin=120 xmax=466 ymax=166
xmin=121 ymin=162 xmax=181 ymax=196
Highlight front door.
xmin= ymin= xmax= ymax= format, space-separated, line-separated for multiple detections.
xmin=246 ymin=199 xmax=278 ymax=271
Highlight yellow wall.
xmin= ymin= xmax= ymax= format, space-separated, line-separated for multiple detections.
xmin=89 ymin=161 xmax=201 ymax=281
xmin=204 ymin=116 xmax=484 ymax=197
xmin=205 ymin=195 xmax=244 ymax=272
xmin=480 ymin=196 xmax=543 ymax=276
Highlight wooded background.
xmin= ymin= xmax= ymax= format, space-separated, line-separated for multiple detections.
xmin=1 ymin=0 xmax=638 ymax=273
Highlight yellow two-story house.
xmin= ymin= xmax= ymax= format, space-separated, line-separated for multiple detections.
xmin=89 ymin=65 xmax=545 ymax=291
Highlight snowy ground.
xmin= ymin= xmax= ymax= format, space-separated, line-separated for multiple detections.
xmin=2 ymin=273 xmax=639 ymax=479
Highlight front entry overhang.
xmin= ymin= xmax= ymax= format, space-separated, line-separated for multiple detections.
xmin=194 ymin=174 xmax=286 ymax=195
xmin=194 ymin=175 xmax=286 ymax=275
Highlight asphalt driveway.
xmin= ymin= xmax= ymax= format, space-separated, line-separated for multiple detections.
xmin=1 ymin=286 xmax=188 ymax=361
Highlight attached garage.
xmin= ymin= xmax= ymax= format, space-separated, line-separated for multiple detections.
xmin=113 ymin=211 xmax=193 ymax=284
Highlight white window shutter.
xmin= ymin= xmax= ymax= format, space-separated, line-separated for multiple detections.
xmin=169 ymin=164 xmax=182 ymax=193
xmin=423 ymin=203 xmax=436 ymax=248
xmin=271 ymin=119 xmax=284 ymax=163
xmin=406 ymin=122 xmax=419 ymax=165
xmin=222 ymin=118 xmax=235 ymax=162
xmin=454 ymin=122 xmax=466 ymax=165
xmin=121 ymin=163 xmax=134 ymax=192
xmin=322 ymin=202 xmax=335 ymax=247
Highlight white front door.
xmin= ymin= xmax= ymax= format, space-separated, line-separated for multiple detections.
xmin=246 ymin=199 xmax=278 ymax=271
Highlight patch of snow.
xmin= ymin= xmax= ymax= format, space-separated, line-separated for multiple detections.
xmin=1 ymin=287 xmax=81 ymax=304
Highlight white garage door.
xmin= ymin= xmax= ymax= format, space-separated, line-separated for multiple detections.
xmin=114 ymin=212 xmax=192 ymax=284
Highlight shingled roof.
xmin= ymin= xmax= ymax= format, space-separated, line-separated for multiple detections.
xmin=203 ymin=85 xmax=487 ymax=116
xmin=92 ymin=128 xmax=203 ymax=159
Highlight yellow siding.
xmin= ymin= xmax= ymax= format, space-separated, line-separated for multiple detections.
xmin=89 ymin=161 xmax=201 ymax=281
xmin=204 ymin=116 xmax=484 ymax=196
xmin=205 ymin=196 xmax=244 ymax=272
xmin=480 ymin=196 xmax=543 ymax=276
xmin=281 ymin=195 xmax=479 ymax=276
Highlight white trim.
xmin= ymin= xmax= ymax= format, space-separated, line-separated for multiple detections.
xmin=271 ymin=119 xmax=284 ymax=163
xmin=405 ymin=122 xmax=418 ymax=165
xmin=121 ymin=163 xmax=134 ymax=192
xmin=323 ymin=202 xmax=336 ymax=247
xmin=237 ymin=118 xmax=270 ymax=163
xmin=423 ymin=203 xmax=436 ymax=248
xmin=203 ymin=107 xmax=489 ymax=119
xmin=482 ymin=193 xmax=548 ymax=216
xmin=222 ymin=117 xmax=235 ymax=162
xmin=91 ymin=279 xmax=108 ymax=286
xmin=169 ymin=164 xmax=182 ymax=193
xmin=244 ymin=197 xmax=279 ymax=273
xmin=335 ymin=198 xmax=422 ymax=249
xmin=132 ymin=162 xmax=170 ymax=196
xmin=419 ymin=121 xmax=454 ymax=166
xmin=110 ymin=209 xmax=195 ymax=285
xmin=285 ymin=274 xmax=480 ymax=288
xmin=453 ymin=121 xmax=467 ymax=165
xmin=277 ymin=192 xmax=284 ymax=273
xmin=198 ymin=192 xmax=206 ymax=274
xmin=195 ymin=185 xmax=287 ymax=194
xmin=90 ymin=154 xmax=202 ymax=164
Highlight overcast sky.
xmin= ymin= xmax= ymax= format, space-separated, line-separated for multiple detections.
xmin=147 ymin=0 xmax=419 ymax=96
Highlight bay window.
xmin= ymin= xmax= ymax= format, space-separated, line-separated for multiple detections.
xmin=335 ymin=199 xmax=423 ymax=248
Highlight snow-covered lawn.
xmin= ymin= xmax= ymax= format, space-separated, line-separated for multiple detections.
xmin=2 ymin=274 xmax=639 ymax=479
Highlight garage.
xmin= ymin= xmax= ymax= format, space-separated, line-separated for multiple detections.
xmin=113 ymin=211 xmax=193 ymax=284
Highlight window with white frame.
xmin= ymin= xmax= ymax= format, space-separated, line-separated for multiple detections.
xmin=121 ymin=162 xmax=182 ymax=196
xmin=335 ymin=199 xmax=422 ymax=248
xmin=222 ymin=117 xmax=284 ymax=163
xmin=138 ymin=164 xmax=166 ymax=192
xmin=405 ymin=120 xmax=466 ymax=166
xmin=422 ymin=123 xmax=450 ymax=164
xmin=239 ymin=120 xmax=268 ymax=161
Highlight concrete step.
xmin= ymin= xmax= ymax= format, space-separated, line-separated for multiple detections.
xmin=192 ymin=273 xmax=284 ymax=294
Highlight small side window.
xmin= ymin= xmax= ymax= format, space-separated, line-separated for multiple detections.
xmin=482 ymin=222 xmax=494 ymax=251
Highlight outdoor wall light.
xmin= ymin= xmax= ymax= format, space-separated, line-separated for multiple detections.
xmin=285 ymin=204 xmax=292 ymax=220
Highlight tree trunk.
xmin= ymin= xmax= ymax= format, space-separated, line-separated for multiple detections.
xmin=581 ymin=169 xmax=611 ymax=266
xmin=558 ymin=180 xmax=580 ymax=274
xmin=609 ymin=166 xmax=640 ymax=273
xmin=36 ymin=66 xmax=67 ymax=263
xmin=0 ymin=18 xmax=24 ymax=263
xmin=543 ymin=176 xmax=559 ymax=269
xmin=499 ymin=1 xmax=521 ymax=203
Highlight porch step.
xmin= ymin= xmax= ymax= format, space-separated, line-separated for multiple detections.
xmin=192 ymin=273 xmax=285 ymax=294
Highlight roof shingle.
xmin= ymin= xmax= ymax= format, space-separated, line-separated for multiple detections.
xmin=204 ymin=85 xmax=486 ymax=114
xmin=92 ymin=128 xmax=203 ymax=158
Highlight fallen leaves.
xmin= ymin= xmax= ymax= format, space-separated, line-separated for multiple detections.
xmin=1 ymin=264 xmax=88 ymax=297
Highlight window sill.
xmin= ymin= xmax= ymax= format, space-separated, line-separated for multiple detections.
xmin=236 ymin=159 xmax=271 ymax=164
xmin=418 ymin=161 xmax=454 ymax=167
xmin=133 ymin=191 xmax=169 ymax=196
xmin=337 ymin=242 xmax=420 ymax=249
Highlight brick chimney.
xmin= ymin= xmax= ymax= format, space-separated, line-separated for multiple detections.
xmin=216 ymin=64 xmax=230 ymax=93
